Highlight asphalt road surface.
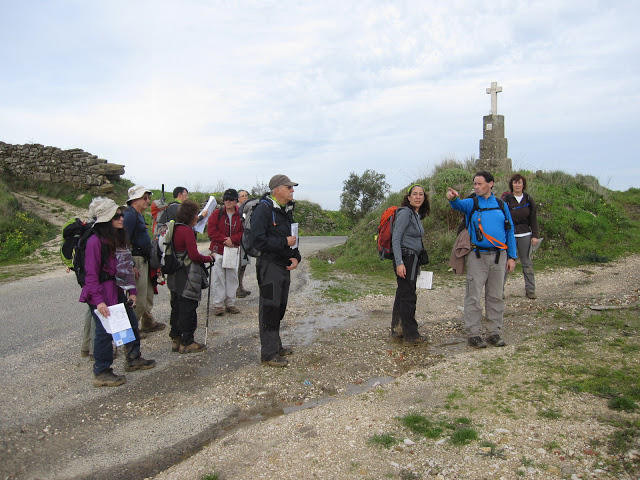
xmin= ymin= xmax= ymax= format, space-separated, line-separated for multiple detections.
xmin=0 ymin=236 xmax=345 ymax=480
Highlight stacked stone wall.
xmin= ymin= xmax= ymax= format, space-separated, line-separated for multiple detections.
xmin=0 ymin=141 xmax=124 ymax=194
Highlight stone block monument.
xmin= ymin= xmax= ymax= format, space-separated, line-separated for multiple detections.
xmin=476 ymin=81 xmax=512 ymax=172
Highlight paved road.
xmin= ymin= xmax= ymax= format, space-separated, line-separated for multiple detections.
xmin=0 ymin=236 xmax=346 ymax=480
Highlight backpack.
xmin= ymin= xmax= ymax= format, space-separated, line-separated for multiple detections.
xmin=71 ymin=226 xmax=112 ymax=287
xmin=466 ymin=196 xmax=511 ymax=251
xmin=158 ymin=221 xmax=188 ymax=275
xmin=376 ymin=206 xmax=400 ymax=260
xmin=241 ymin=198 xmax=269 ymax=258
xmin=61 ymin=218 xmax=92 ymax=269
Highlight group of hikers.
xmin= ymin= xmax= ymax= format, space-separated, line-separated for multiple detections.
xmin=74 ymin=170 xmax=539 ymax=388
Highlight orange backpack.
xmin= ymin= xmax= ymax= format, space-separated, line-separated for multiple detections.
xmin=376 ymin=206 xmax=400 ymax=260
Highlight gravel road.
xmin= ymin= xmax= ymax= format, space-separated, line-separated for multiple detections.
xmin=0 ymin=236 xmax=346 ymax=480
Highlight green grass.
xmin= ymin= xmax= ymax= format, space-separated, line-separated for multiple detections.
xmin=367 ymin=433 xmax=399 ymax=449
xmin=0 ymin=178 xmax=57 ymax=265
xmin=201 ymin=473 xmax=220 ymax=480
xmin=397 ymin=412 xmax=479 ymax=446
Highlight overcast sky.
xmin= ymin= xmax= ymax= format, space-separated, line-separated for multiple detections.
xmin=1 ymin=1 xmax=638 ymax=209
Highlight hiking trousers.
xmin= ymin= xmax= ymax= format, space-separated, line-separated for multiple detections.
xmin=464 ymin=251 xmax=507 ymax=337
xmin=211 ymin=253 xmax=238 ymax=308
xmin=81 ymin=306 xmax=95 ymax=354
xmin=169 ymin=291 xmax=199 ymax=346
xmin=504 ymin=235 xmax=535 ymax=295
xmin=256 ymin=257 xmax=289 ymax=361
xmin=90 ymin=291 xmax=142 ymax=375
xmin=133 ymin=256 xmax=155 ymax=327
xmin=391 ymin=253 xmax=420 ymax=340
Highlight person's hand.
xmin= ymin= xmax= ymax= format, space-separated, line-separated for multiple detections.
xmin=128 ymin=294 xmax=137 ymax=307
xmin=531 ymin=237 xmax=540 ymax=247
xmin=286 ymin=236 xmax=297 ymax=247
xmin=200 ymin=209 xmax=209 ymax=218
xmin=224 ymin=237 xmax=234 ymax=247
xmin=446 ymin=187 xmax=459 ymax=201
xmin=506 ymin=258 xmax=516 ymax=273
xmin=286 ymin=258 xmax=299 ymax=271
xmin=396 ymin=264 xmax=406 ymax=278
xmin=134 ymin=266 xmax=140 ymax=280
xmin=97 ymin=302 xmax=110 ymax=318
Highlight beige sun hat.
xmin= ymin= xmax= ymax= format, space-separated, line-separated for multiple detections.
xmin=126 ymin=185 xmax=152 ymax=204
xmin=89 ymin=197 xmax=119 ymax=224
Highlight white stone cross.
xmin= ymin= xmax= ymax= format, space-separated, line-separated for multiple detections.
xmin=486 ymin=81 xmax=502 ymax=115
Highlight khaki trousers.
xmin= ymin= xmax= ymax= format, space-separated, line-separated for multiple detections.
xmin=464 ymin=251 xmax=507 ymax=336
xmin=133 ymin=256 xmax=155 ymax=327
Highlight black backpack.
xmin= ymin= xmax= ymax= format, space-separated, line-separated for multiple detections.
xmin=456 ymin=194 xmax=510 ymax=234
xmin=61 ymin=218 xmax=92 ymax=270
xmin=70 ymin=226 xmax=112 ymax=287
xmin=240 ymin=198 xmax=270 ymax=258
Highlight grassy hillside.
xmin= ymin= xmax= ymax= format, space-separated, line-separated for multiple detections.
xmin=311 ymin=161 xmax=640 ymax=279
xmin=0 ymin=178 xmax=57 ymax=265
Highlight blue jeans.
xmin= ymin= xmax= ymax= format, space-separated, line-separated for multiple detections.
xmin=90 ymin=291 xmax=141 ymax=375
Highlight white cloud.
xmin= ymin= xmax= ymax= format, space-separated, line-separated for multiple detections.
xmin=1 ymin=0 xmax=639 ymax=207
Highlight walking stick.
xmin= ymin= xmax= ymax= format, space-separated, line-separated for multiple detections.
xmin=205 ymin=261 xmax=213 ymax=346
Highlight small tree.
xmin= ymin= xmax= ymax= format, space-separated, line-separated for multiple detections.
xmin=340 ymin=169 xmax=390 ymax=220
xmin=250 ymin=180 xmax=270 ymax=197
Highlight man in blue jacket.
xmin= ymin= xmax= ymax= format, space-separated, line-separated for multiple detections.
xmin=447 ymin=171 xmax=517 ymax=348
xmin=124 ymin=185 xmax=166 ymax=333
xmin=250 ymin=174 xmax=301 ymax=367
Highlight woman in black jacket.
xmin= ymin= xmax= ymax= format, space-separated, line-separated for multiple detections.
xmin=502 ymin=174 xmax=540 ymax=299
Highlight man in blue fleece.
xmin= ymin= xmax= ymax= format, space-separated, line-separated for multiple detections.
xmin=447 ymin=171 xmax=517 ymax=348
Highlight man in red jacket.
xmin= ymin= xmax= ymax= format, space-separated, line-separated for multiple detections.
xmin=207 ymin=189 xmax=244 ymax=316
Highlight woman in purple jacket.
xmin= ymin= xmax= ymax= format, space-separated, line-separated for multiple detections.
xmin=80 ymin=197 xmax=156 ymax=387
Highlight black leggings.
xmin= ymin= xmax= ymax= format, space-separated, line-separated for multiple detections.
xmin=391 ymin=253 xmax=420 ymax=340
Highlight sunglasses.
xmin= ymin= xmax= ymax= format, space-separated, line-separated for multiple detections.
xmin=112 ymin=212 xmax=124 ymax=220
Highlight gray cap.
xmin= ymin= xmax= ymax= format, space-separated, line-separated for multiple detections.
xmin=89 ymin=197 xmax=119 ymax=224
xmin=126 ymin=185 xmax=152 ymax=204
xmin=268 ymin=174 xmax=298 ymax=190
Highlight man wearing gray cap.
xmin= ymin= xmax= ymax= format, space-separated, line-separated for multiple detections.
xmin=123 ymin=185 xmax=166 ymax=333
xmin=249 ymin=174 xmax=301 ymax=367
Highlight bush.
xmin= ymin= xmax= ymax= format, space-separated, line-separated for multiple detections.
xmin=0 ymin=181 xmax=57 ymax=264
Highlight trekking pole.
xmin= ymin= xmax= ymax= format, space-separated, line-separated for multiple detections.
xmin=204 ymin=261 xmax=213 ymax=346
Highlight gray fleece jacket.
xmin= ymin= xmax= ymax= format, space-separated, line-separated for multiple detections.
xmin=391 ymin=207 xmax=425 ymax=265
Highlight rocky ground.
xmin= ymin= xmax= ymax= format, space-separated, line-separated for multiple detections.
xmin=1 ymin=193 xmax=639 ymax=480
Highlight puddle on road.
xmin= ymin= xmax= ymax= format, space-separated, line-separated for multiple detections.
xmin=291 ymin=303 xmax=361 ymax=346
xmin=283 ymin=376 xmax=395 ymax=414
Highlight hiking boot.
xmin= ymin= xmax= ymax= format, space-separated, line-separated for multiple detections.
xmin=261 ymin=355 xmax=288 ymax=367
xmin=125 ymin=357 xmax=156 ymax=372
xmin=468 ymin=336 xmax=488 ymax=349
xmin=138 ymin=330 xmax=148 ymax=340
xmin=171 ymin=337 xmax=181 ymax=352
xmin=526 ymin=291 xmax=537 ymax=299
xmin=80 ymin=349 xmax=90 ymax=358
xmin=140 ymin=321 xmax=166 ymax=333
xmin=226 ymin=305 xmax=241 ymax=314
xmin=179 ymin=342 xmax=207 ymax=354
xmin=93 ymin=368 xmax=126 ymax=387
xmin=214 ymin=307 xmax=225 ymax=316
xmin=404 ymin=335 xmax=427 ymax=346
xmin=236 ymin=288 xmax=251 ymax=298
xmin=486 ymin=334 xmax=506 ymax=347
xmin=279 ymin=346 xmax=294 ymax=356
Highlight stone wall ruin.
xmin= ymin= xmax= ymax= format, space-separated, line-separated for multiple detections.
xmin=0 ymin=141 xmax=124 ymax=194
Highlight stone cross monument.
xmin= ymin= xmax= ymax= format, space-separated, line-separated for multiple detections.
xmin=476 ymin=81 xmax=512 ymax=172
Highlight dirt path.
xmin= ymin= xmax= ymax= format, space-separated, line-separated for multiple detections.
xmin=1 ymin=193 xmax=639 ymax=479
